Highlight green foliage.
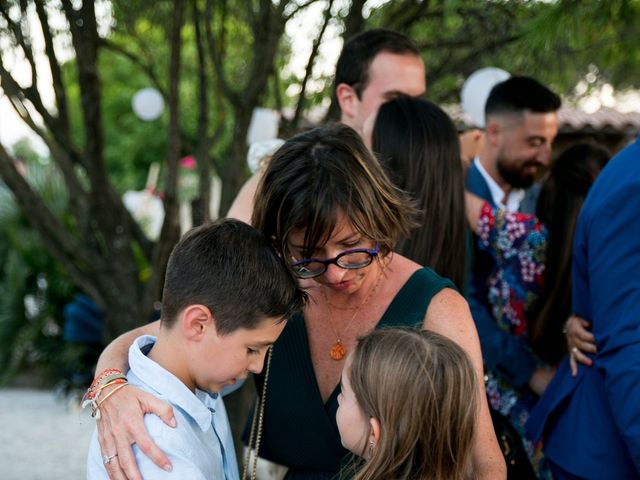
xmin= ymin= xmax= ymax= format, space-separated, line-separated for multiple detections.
xmin=349 ymin=0 xmax=640 ymax=103
xmin=62 ymin=2 xmax=257 ymax=192
xmin=366 ymin=0 xmax=537 ymax=102
xmin=9 ymin=138 xmax=44 ymax=165
xmin=511 ymin=0 xmax=640 ymax=93
xmin=0 ymin=160 xmax=75 ymax=386
xmin=62 ymin=51 xmax=168 ymax=193
xmin=2 ymin=0 xmax=638 ymax=369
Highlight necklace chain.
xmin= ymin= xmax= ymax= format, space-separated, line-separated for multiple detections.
xmin=321 ymin=270 xmax=384 ymax=360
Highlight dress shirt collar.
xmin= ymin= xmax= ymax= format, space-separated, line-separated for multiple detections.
xmin=474 ymin=157 xmax=525 ymax=212
xmin=128 ymin=335 xmax=218 ymax=432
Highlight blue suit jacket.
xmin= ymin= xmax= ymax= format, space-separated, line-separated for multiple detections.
xmin=465 ymin=162 xmax=538 ymax=387
xmin=527 ymin=136 xmax=640 ymax=478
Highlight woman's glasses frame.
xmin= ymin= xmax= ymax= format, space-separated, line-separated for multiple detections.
xmin=290 ymin=242 xmax=379 ymax=279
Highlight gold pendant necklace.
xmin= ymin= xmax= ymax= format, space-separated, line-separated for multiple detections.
xmin=322 ymin=270 xmax=384 ymax=361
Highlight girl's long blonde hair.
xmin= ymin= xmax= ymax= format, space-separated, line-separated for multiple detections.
xmin=348 ymin=328 xmax=478 ymax=480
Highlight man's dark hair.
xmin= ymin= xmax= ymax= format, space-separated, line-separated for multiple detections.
xmin=334 ymin=28 xmax=420 ymax=98
xmin=161 ymin=219 xmax=305 ymax=334
xmin=485 ymin=75 xmax=561 ymax=120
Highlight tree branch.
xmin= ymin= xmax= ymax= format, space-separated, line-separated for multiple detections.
xmin=291 ymin=0 xmax=334 ymax=129
xmin=323 ymin=0 xmax=366 ymax=122
xmin=0 ymin=65 xmax=129 ymax=261
xmin=99 ymin=38 xmax=167 ymax=99
xmin=0 ymin=58 xmax=61 ymax=147
xmin=0 ymin=1 xmax=37 ymax=88
xmin=5 ymin=93 xmax=88 ymax=210
xmin=61 ymin=0 xmax=153 ymax=264
xmin=193 ymin=0 xmax=212 ymax=223
xmin=384 ymin=0 xmax=433 ymax=32
xmin=34 ymin=0 xmax=72 ymax=146
xmin=61 ymin=0 xmax=113 ymax=206
xmin=283 ymin=0 xmax=322 ymax=20
xmin=429 ymin=33 xmax=523 ymax=86
xmin=244 ymin=0 xmax=287 ymax=106
xmin=204 ymin=0 xmax=241 ymax=106
xmin=0 ymin=57 xmax=87 ymax=172
xmin=150 ymin=0 xmax=185 ymax=303
xmin=0 ymin=143 xmax=105 ymax=301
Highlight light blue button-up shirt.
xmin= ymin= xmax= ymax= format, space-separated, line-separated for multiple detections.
xmin=87 ymin=335 xmax=240 ymax=479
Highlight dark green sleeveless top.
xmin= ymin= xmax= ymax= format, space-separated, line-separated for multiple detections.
xmin=247 ymin=267 xmax=455 ymax=480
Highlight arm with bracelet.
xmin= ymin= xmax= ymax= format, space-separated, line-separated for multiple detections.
xmin=93 ymin=320 xmax=177 ymax=480
xmin=82 ymin=368 xmax=128 ymax=419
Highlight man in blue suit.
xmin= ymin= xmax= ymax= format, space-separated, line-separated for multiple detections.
xmin=527 ymin=136 xmax=640 ymax=479
xmin=466 ymin=76 xmax=561 ymax=396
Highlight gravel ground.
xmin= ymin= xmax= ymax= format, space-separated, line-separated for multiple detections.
xmin=0 ymin=387 xmax=95 ymax=480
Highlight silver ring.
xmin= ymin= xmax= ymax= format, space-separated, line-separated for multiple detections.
xmin=102 ymin=453 xmax=118 ymax=465
xmin=571 ymin=347 xmax=579 ymax=355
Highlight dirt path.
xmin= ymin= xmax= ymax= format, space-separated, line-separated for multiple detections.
xmin=0 ymin=388 xmax=95 ymax=480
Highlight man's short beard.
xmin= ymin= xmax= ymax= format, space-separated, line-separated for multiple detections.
xmin=496 ymin=158 xmax=537 ymax=189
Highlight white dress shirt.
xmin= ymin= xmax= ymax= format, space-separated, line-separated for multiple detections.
xmin=474 ymin=157 xmax=525 ymax=212
xmin=87 ymin=335 xmax=239 ymax=479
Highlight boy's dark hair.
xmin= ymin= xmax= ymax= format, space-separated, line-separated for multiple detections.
xmin=485 ymin=75 xmax=561 ymax=120
xmin=161 ymin=219 xmax=305 ymax=334
xmin=334 ymin=28 xmax=420 ymax=98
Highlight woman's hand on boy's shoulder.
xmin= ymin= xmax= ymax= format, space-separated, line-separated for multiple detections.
xmin=98 ymin=384 xmax=176 ymax=480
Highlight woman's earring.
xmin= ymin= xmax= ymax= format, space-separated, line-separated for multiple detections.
xmin=369 ymin=440 xmax=375 ymax=457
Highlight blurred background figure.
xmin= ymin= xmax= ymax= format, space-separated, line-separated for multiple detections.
xmin=61 ymin=293 xmax=104 ymax=393
xmin=227 ymin=139 xmax=285 ymax=225
xmin=459 ymin=128 xmax=485 ymax=172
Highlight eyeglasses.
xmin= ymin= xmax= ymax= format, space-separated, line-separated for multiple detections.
xmin=290 ymin=242 xmax=379 ymax=279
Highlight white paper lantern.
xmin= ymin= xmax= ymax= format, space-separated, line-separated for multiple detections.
xmin=132 ymin=88 xmax=164 ymax=121
xmin=247 ymin=138 xmax=285 ymax=173
xmin=461 ymin=68 xmax=511 ymax=128
xmin=246 ymin=107 xmax=280 ymax=145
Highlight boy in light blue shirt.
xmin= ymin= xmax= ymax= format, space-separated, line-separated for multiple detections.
xmin=87 ymin=219 xmax=305 ymax=479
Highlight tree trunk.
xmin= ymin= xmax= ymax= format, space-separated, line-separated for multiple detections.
xmin=220 ymin=109 xmax=252 ymax=216
xmin=324 ymin=0 xmax=366 ymax=123
xmin=101 ymin=281 xmax=148 ymax=342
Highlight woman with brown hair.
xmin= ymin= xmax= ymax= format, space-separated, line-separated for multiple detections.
xmin=365 ymin=95 xmax=468 ymax=291
xmin=337 ymin=328 xmax=477 ymax=480
xmin=90 ymin=123 xmax=504 ymax=480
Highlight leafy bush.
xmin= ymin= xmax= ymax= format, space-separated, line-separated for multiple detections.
xmin=0 ymin=156 xmax=78 ymax=387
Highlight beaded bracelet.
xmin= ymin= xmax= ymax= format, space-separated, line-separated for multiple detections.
xmin=86 ymin=382 xmax=129 ymax=420
xmin=82 ymin=377 xmax=128 ymax=418
xmin=83 ymin=368 xmax=126 ymax=402
xmin=82 ymin=368 xmax=128 ymax=419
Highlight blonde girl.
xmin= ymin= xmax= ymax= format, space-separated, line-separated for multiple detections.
xmin=337 ymin=328 xmax=478 ymax=480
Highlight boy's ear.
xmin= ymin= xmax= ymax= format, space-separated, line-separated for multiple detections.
xmin=368 ymin=416 xmax=381 ymax=446
xmin=181 ymin=304 xmax=214 ymax=341
xmin=336 ymin=83 xmax=358 ymax=121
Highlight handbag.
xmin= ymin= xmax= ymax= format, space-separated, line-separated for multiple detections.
xmin=489 ymin=406 xmax=537 ymax=480
xmin=243 ymin=347 xmax=289 ymax=480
